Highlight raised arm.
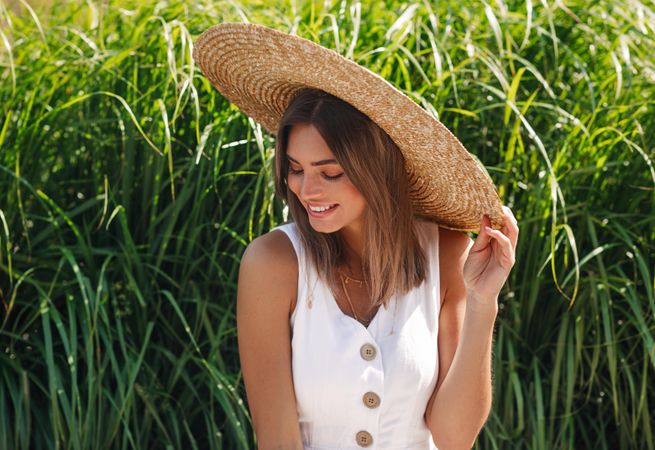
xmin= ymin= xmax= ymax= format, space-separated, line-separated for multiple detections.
xmin=425 ymin=227 xmax=493 ymax=449
xmin=236 ymin=230 xmax=304 ymax=450
xmin=426 ymin=209 xmax=518 ymax=449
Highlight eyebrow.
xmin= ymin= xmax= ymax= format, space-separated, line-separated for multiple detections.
xmin=286 ymin=155 xmax=339 ymax=166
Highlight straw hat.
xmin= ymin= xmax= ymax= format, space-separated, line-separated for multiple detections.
xmin=193 ymin=22 xmax=504 ymax=232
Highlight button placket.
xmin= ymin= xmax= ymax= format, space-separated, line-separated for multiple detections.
xmin=356 ymin=342 xmax=381 ymax=447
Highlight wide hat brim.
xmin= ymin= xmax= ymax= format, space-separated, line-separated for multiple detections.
xmin=193 ymin=22 xmax=504 ymax=232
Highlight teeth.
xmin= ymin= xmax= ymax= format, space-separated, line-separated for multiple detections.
xmin=310 ymin=204 xmax=335 ymax=212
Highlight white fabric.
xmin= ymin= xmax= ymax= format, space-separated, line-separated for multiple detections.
xmin=272 ymin=219 xmax=441 ymax=450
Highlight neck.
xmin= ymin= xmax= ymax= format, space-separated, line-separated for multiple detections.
xmin=339 ymin=225 xmax=365 ymax=277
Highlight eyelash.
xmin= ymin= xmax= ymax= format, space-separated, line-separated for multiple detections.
xmin=288 ymin=167 xmax=344 ymax=181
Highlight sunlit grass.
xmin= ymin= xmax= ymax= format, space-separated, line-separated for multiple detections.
xmin=0 ymin=0 xmax=653 ymax=448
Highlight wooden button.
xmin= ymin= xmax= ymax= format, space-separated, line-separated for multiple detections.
xmin=360 ymin=343 xmax=376 ymax=361
xmin=355 ymin=430 xmax=373 ymax=447
xmin=362 ymin=391 xmax=381 ymax=408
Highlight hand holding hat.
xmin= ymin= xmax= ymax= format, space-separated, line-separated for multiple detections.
xmin=463 ymin=206 xmax=519 ymax=306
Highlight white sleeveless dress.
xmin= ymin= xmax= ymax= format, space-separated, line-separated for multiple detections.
xmin=272 ymin=219 xmax=441 ymax=450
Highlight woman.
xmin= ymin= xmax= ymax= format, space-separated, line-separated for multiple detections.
xmin=194 ymin=23 xmax=518 ymax=450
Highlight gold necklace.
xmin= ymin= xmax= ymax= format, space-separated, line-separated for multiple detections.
xmin=338 ymin=268 xmax=366 ymax=287
xmin=338 ymin=270 xmax=373 ymax=326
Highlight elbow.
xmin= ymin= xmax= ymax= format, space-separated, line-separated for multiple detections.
xmin=432 ymin=433 xmax=478 ymax=450
xmin=427 ymin=419 xmax=471 ymax=450
xmin=428 ymin=411 xmax=490 ymax=450
xmin=256 ymin=436 xmax=304 ymax=450
xmin=258 ymin=444 xmax=304 ymax=450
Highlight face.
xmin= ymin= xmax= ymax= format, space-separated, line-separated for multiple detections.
xmin=285 ymin=123 xmax=367 ymax=234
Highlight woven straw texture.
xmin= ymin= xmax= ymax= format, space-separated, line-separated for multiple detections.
xmin=193 ymin=22 xmax=504 ymax=232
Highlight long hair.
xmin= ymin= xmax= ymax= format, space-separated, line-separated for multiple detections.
xmin=274 ymin=88 xmax=427 ymax=308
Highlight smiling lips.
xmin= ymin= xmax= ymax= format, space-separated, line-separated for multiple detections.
xmin=307 ymin=203 xmax=339 ymax=218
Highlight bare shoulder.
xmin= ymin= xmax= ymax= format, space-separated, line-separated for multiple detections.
xmin=241 ymin=228 xmax=298 ymax=275
xmin=438 ymin=226 xmax=473 ymax=258
xmin=239 ymin=228 xmax=299 ymax=317
xmin=416 ymin=220 xmax=472 ymax=257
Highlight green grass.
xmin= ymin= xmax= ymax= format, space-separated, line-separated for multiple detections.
xmin=0 ymin=0 xmax=654 ymax=448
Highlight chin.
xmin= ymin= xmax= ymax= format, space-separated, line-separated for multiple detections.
xmin=308 ymin=219 xmax=342 ymax=234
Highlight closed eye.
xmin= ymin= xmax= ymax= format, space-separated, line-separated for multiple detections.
xmin=288 ymin=167 xmax=344 ymax=181
xmin=323 ymin=173 xmax=344 ymax=180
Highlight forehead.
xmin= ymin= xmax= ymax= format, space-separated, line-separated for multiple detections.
xmin=286 ymin=123 xmax=336 ymax=160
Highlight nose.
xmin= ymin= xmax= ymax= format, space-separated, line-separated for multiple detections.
xmin=299 ymin=172 xmax=326 ymax=200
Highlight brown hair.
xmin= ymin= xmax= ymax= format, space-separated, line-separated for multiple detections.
xmin=274 ymin=88 xmax=426 ymax=308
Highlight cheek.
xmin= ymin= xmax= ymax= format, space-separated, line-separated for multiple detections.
xmin=343 ymin=182 xmax=367 ymax=209
xmin=286 ymin=176 xmax=300 ymax=196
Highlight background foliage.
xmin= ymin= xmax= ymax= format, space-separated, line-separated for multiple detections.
xmin=1 ymin=0 xmax=654 ymax=449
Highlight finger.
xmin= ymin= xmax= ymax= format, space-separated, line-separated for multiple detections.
xmin=485 ymin=227 xmax=514 ymax=257
xmin=500 ymin=222 xmax=518 ymax=250
xmin=470 ymin=219 xmax=493 ymax=252
xmin=501 ymin=206 xmax=518 ymax=229
xmin=500 ymin=206 xmax=519 ymax=249
xmin=500 ymin=226 xmax=518 ymax=251
xmin=502 ymin=205 xmax=516 ymax=219
xmin=509 ymin=224 xmax=519 ymax=251
xmin=485 ymin=226 xmax=511 ymax=243
xmin=484 ymin=213 xmax=493 ymax=227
